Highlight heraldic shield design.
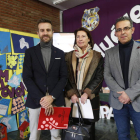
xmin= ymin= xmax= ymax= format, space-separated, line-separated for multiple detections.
xmin=82 ymin=7 xmax=100 ymax=31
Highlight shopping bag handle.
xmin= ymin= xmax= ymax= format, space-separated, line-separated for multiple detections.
xmin=69 ymin=102 xmax=84 ymax=124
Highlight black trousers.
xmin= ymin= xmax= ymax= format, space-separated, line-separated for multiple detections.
xmin=90 ymin=122 xmax=95 ymax=140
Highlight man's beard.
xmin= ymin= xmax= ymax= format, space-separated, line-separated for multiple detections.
xmin=41 ymin=35 xmax=52 ymax=43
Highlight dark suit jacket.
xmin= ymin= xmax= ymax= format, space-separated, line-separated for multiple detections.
xmin=23 ymin=44 xmax=67 ymax=109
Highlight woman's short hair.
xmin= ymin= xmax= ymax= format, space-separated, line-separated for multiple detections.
xmin=74 ymin=27 xmax=94 ymax=49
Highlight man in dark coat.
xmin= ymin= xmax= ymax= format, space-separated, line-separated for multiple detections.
xmin=23 ymin=19 xmax=67 ymax=140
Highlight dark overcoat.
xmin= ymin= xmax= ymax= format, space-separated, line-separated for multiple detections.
xmin=65 ymin=50 xmax=104 ymax=122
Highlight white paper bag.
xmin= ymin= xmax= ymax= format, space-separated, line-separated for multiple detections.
xmin=72 ymin=98 xmax=94 ymax=119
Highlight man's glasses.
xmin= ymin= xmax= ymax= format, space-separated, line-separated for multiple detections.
xmin=116 ymin=26 xmax=132 ymax=33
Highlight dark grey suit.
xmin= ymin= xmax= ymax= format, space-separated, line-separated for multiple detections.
xmin=104 ymin=41 xmax=140 ymax=112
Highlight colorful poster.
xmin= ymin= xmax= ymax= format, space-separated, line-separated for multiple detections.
xmin=0 ymin=115 xmax=18 ymax=133
xmin=0 ymin=31 xmax=11 ymax=54
xmin=7 ymin=55 xmax=18 ymax=70
xmin=33 ymin=38 xmax=40 ymax=46
xmin=11 ymin=97 xmax=25 ymax=115
xmin=0 ymin=54 xmax=6 ymax=71
xmin=18 ymin=109 xmax=29 ymax=127
xmin=7 ymin=72 xmax=21 ymax=88
xmin=11 ymin=33 xmax=34 ymax=53
xmin=18 ymin=54 xmax=24 ymax=70
xmin=0 ymin=28 xmax=38 ymax=134
xmin=0 ymin=99 xmax=10 ymax=117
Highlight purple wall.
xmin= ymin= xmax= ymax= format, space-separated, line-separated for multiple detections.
xmin=63 ymin=0 xmax=140 ymax=56
xmin=63 ymin=0 xmax=140 ymax=87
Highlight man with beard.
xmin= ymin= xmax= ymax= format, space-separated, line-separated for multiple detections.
xmin=23 ymin=19 xmax=67 ymax=140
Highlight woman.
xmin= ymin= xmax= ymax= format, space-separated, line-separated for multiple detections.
xmin=65 ymin=27 xmax=104 ymax=140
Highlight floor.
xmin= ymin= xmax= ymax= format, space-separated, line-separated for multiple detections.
xmin=7 ymin=118 xmax=138 ymax=140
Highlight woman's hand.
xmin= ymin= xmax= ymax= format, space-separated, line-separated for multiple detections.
xmin=71 ymin=94 xmax=79 ymax=103
xmin=81 ymin=93 xmax=88 ymax=104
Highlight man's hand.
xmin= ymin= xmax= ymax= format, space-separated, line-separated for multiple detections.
xmin=44 ymin=104 xmax=54 ymax=116
xmin=117 ymin=91 xmax=131 ymax=104
xmin=40 ymin=95 xmax=54 ymax=108
xmin=81 ymin=93 xmax=88 ymax=104
xmin=71 ymin=94 xmax=79 ymax=103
